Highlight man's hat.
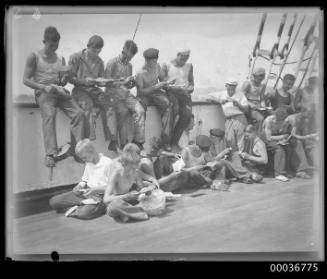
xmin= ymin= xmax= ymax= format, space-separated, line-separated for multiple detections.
xmin=253 ymin=67 xmax=266 ymax=76
xmin=225 ymin=78 xmax=238 ymax=86
xmin=143 ymin=48 xmax=159 ymax=59
xmin=209 ymin=128 xmax=225 ymax=137
xmin=178 ymin=48 xmax=191 ymax=56
xmin=195 ymin=135 xmax=212 ymax=149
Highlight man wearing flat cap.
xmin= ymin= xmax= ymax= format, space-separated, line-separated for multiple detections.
xmin=241 ymin=67 xmax=268 ymax=134
xmin=135 ymin=48 xmax=174 ymax=150
xmin=69 ymin=35 xmax=112 ymax=146
xmin=207 ymin=78 xmax=249 ymax=152
xmin=161 ymin=48 xmax=194 ymax=149
xmin=104 ymin=40 xmax=145 ymax=151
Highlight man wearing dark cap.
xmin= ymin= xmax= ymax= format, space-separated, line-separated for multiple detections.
xmin=135 ymin=48 xmax=174 ymax=150
xmin=23 ymin=26 xmax=85 ymax=167
xmin=104 ymin=40 xmax=145 ymax=150
xmin=69 ymin=35 xmax=113 ymax=145
xmin=162 ymin=49 xmax=194 ymax=149
xmin=241 ymin=67 xmax=267 ymax=134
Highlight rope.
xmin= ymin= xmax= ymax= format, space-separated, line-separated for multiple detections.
xmin=132 ymin=14 xmax=142 ymax=41
xmin=257 ymin=54 xmax=313 ymax=65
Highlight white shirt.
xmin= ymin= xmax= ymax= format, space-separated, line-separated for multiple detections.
xmin=81 ymin=153 xmax=113 ymax=188
xmin=208 ymin=90 xmax=248 ymax=117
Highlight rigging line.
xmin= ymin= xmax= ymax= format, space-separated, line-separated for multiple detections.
xmin=257 ymin=54 xmax=313 ymax=65
xmin=132 ymin=14 xmax=142 ymax=41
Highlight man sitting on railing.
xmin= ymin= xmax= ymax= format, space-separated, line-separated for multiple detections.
xmin=68 ymin=35 xmax=112 ymax=144
xmin=23 ymin=26 xmax=85 ymax=167
xmin=135 ymin=48 xmax=174 ymax=151
xmin=161 ymin=49 xmax=194 ymax=150
xmin=104 ymin=40 xmax=145 ymax=151
xmin=49 ymin=139 xmax=112 ymax=220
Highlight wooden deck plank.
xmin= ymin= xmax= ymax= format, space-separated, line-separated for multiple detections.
xmin=12 ymin=177 xmax=320 ymax=255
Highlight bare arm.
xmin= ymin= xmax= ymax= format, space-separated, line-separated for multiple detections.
xmin=23 ymin=53 xmax=46 ymax=91
xmin=135 ymin=72 xmax=166 ymax=96
xmin=187 ymin=64 xmax=194 ymax=93
xmin=264 ymin=119 xmax=286 ymax=141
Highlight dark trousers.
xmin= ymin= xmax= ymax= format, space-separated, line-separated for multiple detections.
xmin=169 ymin=93 xmax=193 ymax=146
xmin=265 ymin=141 xmax=291 ymax=176
xmin=49 ymin=190 xmax=106 ymax=220
xmin=72 ymin=87 xmax=116 ymax=141
xmin=139 ymin=92 xmax=173 ymax=145
xmin=36 ymin=91 xmax=85 ymax=156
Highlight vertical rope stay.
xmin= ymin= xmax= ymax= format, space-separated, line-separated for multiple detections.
xmin=132 ymin=14 xmax=142 ymax=41
xmin=274 ymin=15 xmax=305 ymax=88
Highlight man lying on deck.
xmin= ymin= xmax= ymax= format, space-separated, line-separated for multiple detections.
xmin=49 ymin=139 xmax=111 ymax=219
xmin=158 ymin=135 xmax=244 ymax=192
xmin=208 ymin=128 xmax=257 ymax=184
xmin=104 ymin=143 xmax=160 ymax=223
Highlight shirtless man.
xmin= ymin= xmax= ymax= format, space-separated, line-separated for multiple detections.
xmin=23 ymin=26 xmax=85 ymax=167
xmin=162 ymin=49 xmax=194 ymax=148
xmin=135 ymin=48 xmax=174 ymax=150
xmin=241 ymin=67 xmax=267 ymax=133
xmin=104 ymin=143 xmax=159 ymax=222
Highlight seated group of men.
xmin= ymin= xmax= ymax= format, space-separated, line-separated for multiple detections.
xmin=23 ymin=26 xmax=194 ymax=168
xmin=25 ymin=26 xmax=319 ymax=223
xmin=207 ymin=67 xmax=319 ymax=182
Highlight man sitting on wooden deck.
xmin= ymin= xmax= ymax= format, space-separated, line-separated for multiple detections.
xmin=158 ymin=135 xmax=241 ymax=192
xmin=104 ymin=143 xmax=160 ymax=223
xmin=49 ymin=139 xmax=112 ymax=219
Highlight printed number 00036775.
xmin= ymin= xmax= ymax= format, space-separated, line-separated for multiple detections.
xmin=270 ymin=263 xmax=319 ymax=272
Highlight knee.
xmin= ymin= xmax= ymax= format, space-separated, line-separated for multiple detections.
xmin=49 ymin=195 xmax=61 ymax=210
xmin=75 ymin=205 xmax=103 ymax=220
xmin=106 ymin=200 xmax=121 ymax=216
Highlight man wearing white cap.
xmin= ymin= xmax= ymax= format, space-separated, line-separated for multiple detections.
xmin=162 ymin=49 xmax=194 ymax=148
xmin=207 ymin=78 xmax=249 ymax=151
xmin=241 ymin=67 xmax=267 ymax=134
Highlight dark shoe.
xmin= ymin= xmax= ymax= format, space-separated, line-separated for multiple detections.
xmin=250 ymin=173 xmax=263 ymax=183
xmin=132 ymin=141 xmax=144 ymax=150
xmin=53 ymin=143 xmax=71 ymax=162
xmin=73 ymin=154 xmax=84 ymax=164
xmin=240 ymin=177 xmax=253 ymax=184
xmin=108 ymin=140 xmax=119 ymax=152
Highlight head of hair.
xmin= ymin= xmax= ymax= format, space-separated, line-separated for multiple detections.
xmin=75 ymin=139 xmax=95 ymax=156
xmin=283 ymin=74 xmax=296 ymax=82
xmin=245 ymin=124 xmax=256 ymax=133
xmin=87 ymin=35 xmax=104 ymax=49
xmin=121 ymin=143 xmax=141 ymax=166
xmin=43 ymin=26 xmax=60 ymax=42
xmin=123 ymin=40 xmax=138 ymax=55
xmin=274 ymin=107 xmax=289 ymax=120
